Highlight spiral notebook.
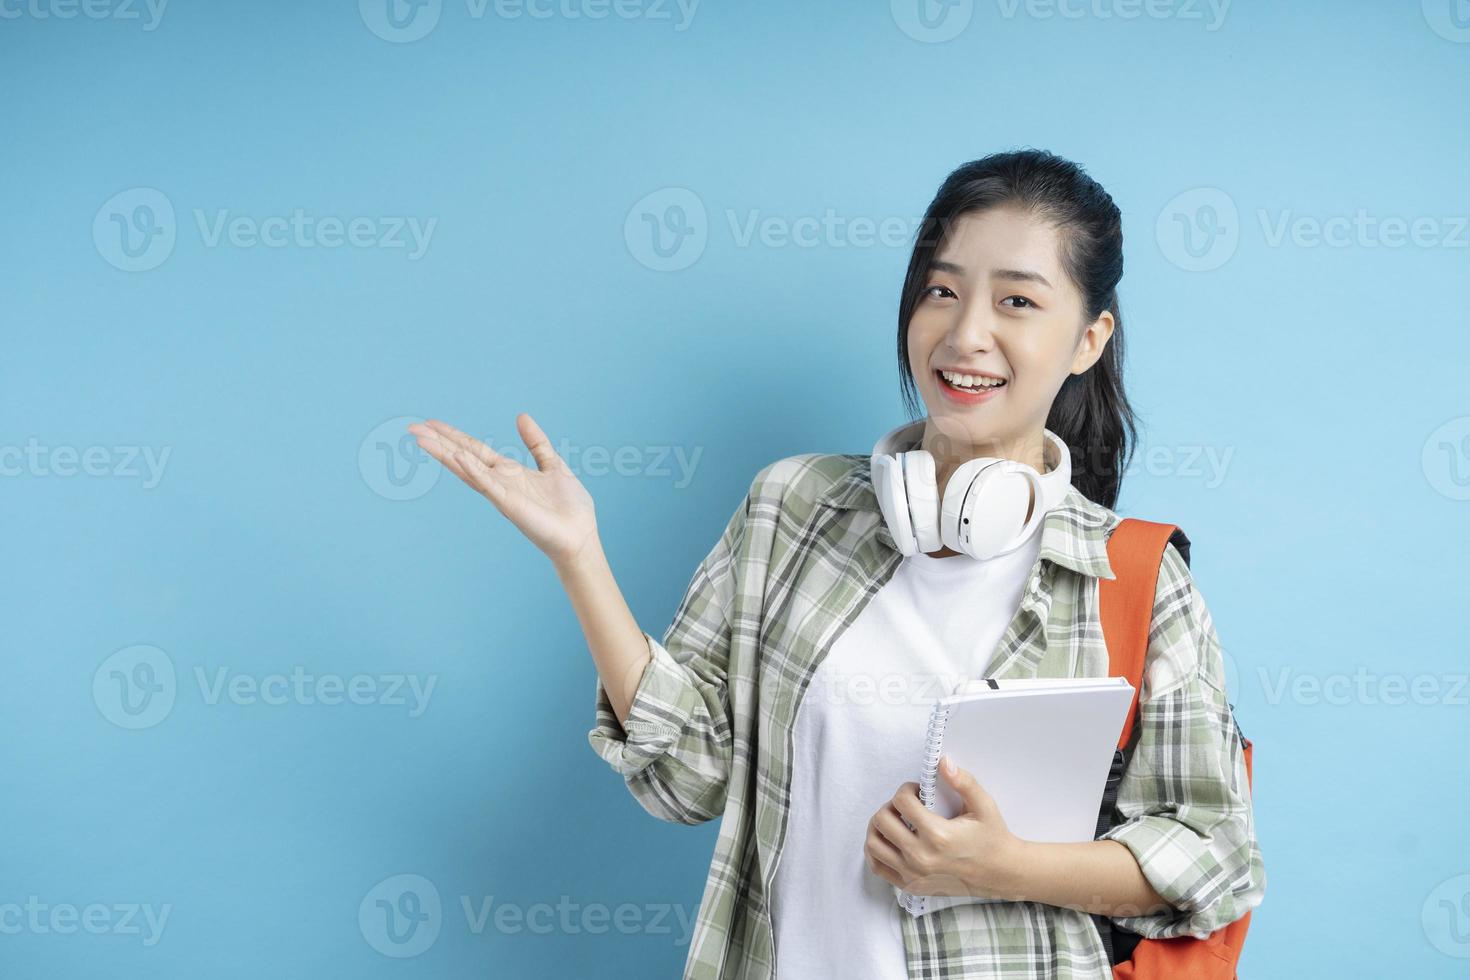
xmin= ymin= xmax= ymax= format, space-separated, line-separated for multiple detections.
xmin=896 ymin=675 xmax=1135 ymax=917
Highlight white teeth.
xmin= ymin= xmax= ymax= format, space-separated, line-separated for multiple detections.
xmin=940 ymin=369 xmax=1005 ymax=389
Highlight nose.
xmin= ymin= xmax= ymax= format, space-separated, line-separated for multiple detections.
xmin=946 ymin=299 xmax=998 ymax=355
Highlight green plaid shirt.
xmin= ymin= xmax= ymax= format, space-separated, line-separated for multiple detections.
xmin=588 ymin=453 xmax=1265 ymax=979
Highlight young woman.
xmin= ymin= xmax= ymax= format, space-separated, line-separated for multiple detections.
xmin=409 ymin=149 xmax=1265 ymax=980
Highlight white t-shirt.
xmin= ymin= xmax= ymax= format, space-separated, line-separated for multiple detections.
xmin=769 ymin=503 xmax=1055 ymax=978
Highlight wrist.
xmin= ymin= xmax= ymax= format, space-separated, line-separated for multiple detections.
xmin=553 ymin=535 xmax=607 ymax=581
xmin=989 ymin=835 xmax=1037 ymax=901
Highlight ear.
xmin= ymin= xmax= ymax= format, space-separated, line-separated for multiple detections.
xmin=1070 ymin=309 xmax=1115 ymax=375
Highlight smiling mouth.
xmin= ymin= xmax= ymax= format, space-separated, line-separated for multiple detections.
xmin=936 ymin=369 xmax=1007 ymax=394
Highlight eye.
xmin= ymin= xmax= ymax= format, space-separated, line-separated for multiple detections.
xmin=924 ymin=284 xmax=956 ymax=300
xmin=1001 ymin=295 xmax=1037 ymax=309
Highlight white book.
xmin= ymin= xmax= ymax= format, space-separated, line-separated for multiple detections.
xmin=895 ymin=675 xmax=1135 ymax=917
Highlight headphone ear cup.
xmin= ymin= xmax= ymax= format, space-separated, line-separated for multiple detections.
xmin=900 ymin=450 xmax=941 ymax=555
xmin=944 ymin=461 xmax=1039 ymax=560
xmin=938 ymin=456 xmax=983 ymax=555
xmin=870 ymin=454 xmax=917 ymax=556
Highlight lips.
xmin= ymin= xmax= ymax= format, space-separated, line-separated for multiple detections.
xmin=935 ymin=368 xmax=1005 ymax=405
xmin=936 ymin=369 xmax=1006 ymax=393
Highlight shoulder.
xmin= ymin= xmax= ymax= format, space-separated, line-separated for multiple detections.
xmin=1143 ymin=540 xmax=1210 ymax=698
xmin=746 ymin=452 xmax=863 ymax=515
xmin=1075 ymin=493 xmax=1217 ymax=703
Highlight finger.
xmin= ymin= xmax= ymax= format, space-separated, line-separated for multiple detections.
xmin=411 ymin=427 xmax=461 ymax=469
xmin=940 ymin=757 xmax=997 ymax=817
xmin=454 ymin=447 xmax=511 ymax=505
xmin=413 ymin=429 xmax=476 ymax=484
xmin=874 ymin=804 xmax=919 ymax=854
xmin=891 ymin=782 xmax=943 ymax=836
xmin=516 ymin=412 xmax=563 ymax=474
xmin=441 ymin=446 xmax=511 ymax=505
xmin=425 ymin=419 xmax=514 ymax=473
xmin=427 ymin=419 xmax=501 ymax=468
xmin=866 ymin=827 xmax=908 ymax=875
xmin=866 ymin=852 xmax=904 ymax=888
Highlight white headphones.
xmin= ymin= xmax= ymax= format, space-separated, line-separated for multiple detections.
xmin=869 ymin=418 xmax=1073 ymax=560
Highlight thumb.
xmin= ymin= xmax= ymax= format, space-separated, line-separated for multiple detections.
xmin=516 ymin=412 xmax=566 ymax=474
xmin=940 ymin=755 xmax=994 ymax=816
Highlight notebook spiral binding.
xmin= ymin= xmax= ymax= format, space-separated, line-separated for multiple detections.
xmin=918 ymin=701 xmax=954 ymax=809
xmin=900 ymin=700 xmax=956 ymax=916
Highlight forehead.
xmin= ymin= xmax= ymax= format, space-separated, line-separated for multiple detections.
xmin=934 ymin=207 xmax=1064 ymax=276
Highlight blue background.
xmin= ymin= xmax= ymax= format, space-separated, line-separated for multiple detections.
xmin=3 ymin=0 xmax=1469 ymax=976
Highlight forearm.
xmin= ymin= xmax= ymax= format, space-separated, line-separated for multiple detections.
xmin=554 ymin=540 xmax=650 ymax=728
xmin=1000 ymin=839 xmax=1171 ymax=917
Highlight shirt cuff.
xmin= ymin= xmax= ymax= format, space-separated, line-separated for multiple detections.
xmin=586 ymin=632 xmax=702 ymax=778
xmin=1099 ymin=813 xmax=1249 ymax=938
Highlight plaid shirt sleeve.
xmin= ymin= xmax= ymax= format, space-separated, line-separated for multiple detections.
xmin=1098 ymin=542 xmax=1267 ymax=939
xmin=585 ymin=481 xmax=753 ymax=826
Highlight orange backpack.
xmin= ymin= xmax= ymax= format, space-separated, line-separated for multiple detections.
xmin=1093 ymin=518 xmax=1255 ymax=978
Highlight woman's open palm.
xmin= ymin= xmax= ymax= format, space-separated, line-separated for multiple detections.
xmin=408 ymin=414 xmax=598 ymax=568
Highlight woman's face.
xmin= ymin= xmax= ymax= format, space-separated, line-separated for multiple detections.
xmin=906 ymin=206 xmax=1114 ymax=467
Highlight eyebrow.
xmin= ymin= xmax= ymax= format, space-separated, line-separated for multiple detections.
xmin=930 ymin=259 xmax=1053 ymax=290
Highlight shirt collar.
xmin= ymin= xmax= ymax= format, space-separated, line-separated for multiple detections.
xmin=814 ymin=455 xmax=1117 ymax=580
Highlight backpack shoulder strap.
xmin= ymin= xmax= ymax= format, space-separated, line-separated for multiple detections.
xmin=1100 ymin=518 xmax=1181 ymax=750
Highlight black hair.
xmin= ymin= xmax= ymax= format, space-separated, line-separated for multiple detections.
xmin=896 ymin=148 xmax=1137 ymax=510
